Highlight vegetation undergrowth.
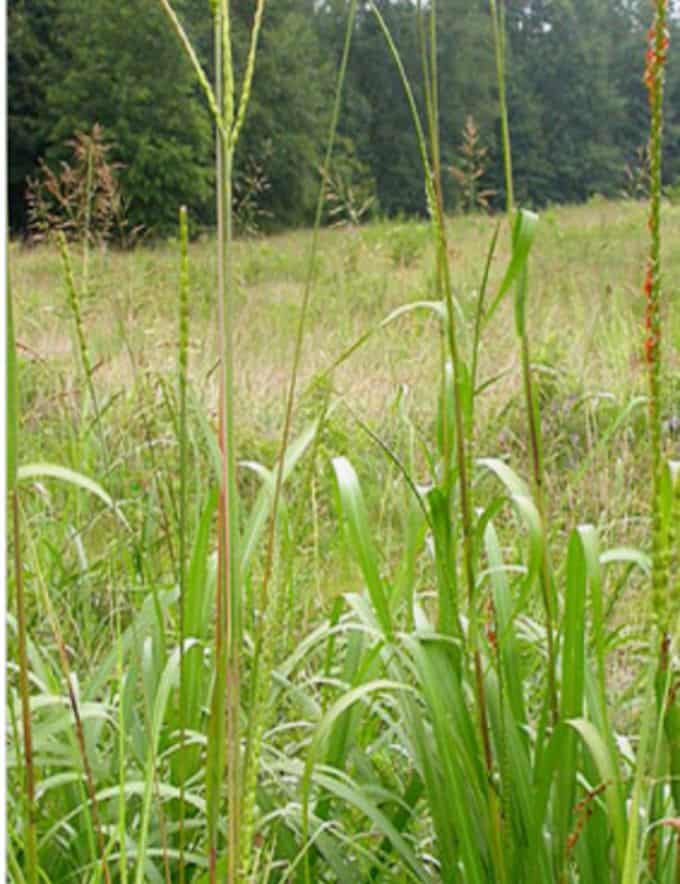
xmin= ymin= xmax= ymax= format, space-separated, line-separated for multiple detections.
xmin=6 ymin=0 xmax=680 ymax=882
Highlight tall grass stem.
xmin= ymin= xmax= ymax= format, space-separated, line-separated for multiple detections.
xmin=489 ymin=0 xmax=514 ymax=213
xmin=488 ymin=0 xmax=557 ymax=722
xmin=7 ymin=281 xmax=38 ymax=883
xmin=242 ymin=3 xmax=358 ymax=875
xmin=11 ymin=494 xmax=38 ymax=884
xmin=57 ymin=232 xmax=108 ymax=463
xmin=177 ymin=204 xmax=190 ymax=884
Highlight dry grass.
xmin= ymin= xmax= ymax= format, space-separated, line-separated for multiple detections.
xmin=10 ymin=200 xmax=680 ymax=572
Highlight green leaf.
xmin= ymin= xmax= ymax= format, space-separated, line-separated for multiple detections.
xmin=302 ymin=679 xmax=411 ymax=882
xmin=332 ymin=457 xmax=392 ymax=636
xmin=567 ymin=717 xmax=627 ymax=870
xmin=18 ymin=463 xmax=129 ymax=527
xmin=240 ymin=418 xmax=319 ymax=579
xmin=134 ymin=642 xmax=198 ymax=884
xmin=553 ymin=528 xmax=588 ymax=874
xmin=404 ymin=636 xmax=489 ymax=883
xmin=485 ymin=209 xmax=539 ymax=326
xmin=600 ymin=547 xmax=651 ymax=574
xmin=622 ymin=662 xmax=660 ymax=884
xmin=312 ymin=767 xmax=427 ymax=880
xmin=483 ymin=520 xmax=526 ymax=724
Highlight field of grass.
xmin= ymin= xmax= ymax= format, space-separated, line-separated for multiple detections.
xmin=11 ymin=199 xmax=680 ymax=573
xmin=7 ymin=196 xmax=680 ymax=882
xmin=9 ymin=0 xmax=680 ymax=879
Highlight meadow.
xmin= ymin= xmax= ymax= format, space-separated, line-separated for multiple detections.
xmin=7 ymin=198 xmax=680 ymax=882
xmin=11 ymin=200 xmax=680 ymax=574
xmin=7 ymin=0 xmax=680 ymax=882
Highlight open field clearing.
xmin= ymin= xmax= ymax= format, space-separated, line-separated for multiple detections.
xmin=7 ymin=198 xmax=680 ymax=881
xmin=11 ymin=199 xmax=680 ymax=558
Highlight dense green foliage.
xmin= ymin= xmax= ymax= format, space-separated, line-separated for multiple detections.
xmin=8 ymin=0 xmax=680 ymax=234
xmin=9 ymin=196 xmax=680 ymax=882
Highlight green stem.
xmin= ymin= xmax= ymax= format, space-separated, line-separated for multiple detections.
xmin=12 ymin=491 xmax=39 ymax=884
xmin=489 ymin=0 xmax=514 ymax=213
xmin=177 ymin=204 xmax=190 ymax=884
xmin=489 ymin=0 xmax=557 ymax=724
xmin=115 ymin=604 xmax=127 ymax=884
xmin=244 ymin=3 xmax=358 ymax=877
xmin=215 ymin=4 xmax=240 ymax=881
xmin=421 ymin=2 xmax=505 ymax=876
xmin=21 ymin=499 xmax=111 ymax=884
xmin=57 ymin=233 xmax=109 ymax=465
xmin=82 ymin=134 xmax=94 ymax=296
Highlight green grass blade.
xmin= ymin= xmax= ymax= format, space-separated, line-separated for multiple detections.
xmin=240 ymin=418 xmax=319 ymax=580
xmin=302 ymin=679 xmax=410 ymax=884
xmin=8 ymin=275 xmax=39 ymax=884
xmin=484 ymin=209 xmax=539 ymax=328
xmin=18 ymin=463 xmax=129 ymax=528
xmin=622 ymin=661 xmax=660 ymax=883
xmin=405 ymin=636 xmax=490 ymax=884
xmin=134 ymin=642 xmax=198 ymax=884
xmin=311 ymin=767 xmax=427 ymax=880
xmin=332 ymin=457 xmax=392 ymax=636
xmin=554 ymin=529 xmax=588 ymax=875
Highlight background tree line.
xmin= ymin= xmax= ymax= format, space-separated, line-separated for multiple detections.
xmin=8 ymin=0 xmax=680 ymax=237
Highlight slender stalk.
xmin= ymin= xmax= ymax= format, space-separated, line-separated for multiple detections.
xmin=410 ymin=2 xmax=506 ymax=876
xmin=177 ymin=204 xmax=190 ymax=884
xmin=20 ymin=501 xmax=111 ymax=884
xmin=432 ymin=191 xmax=503 ymax=879
xmin=417 ymin=3 xmax=450 ymax=489
xmin=115 ymin=605 xmax=127 ymax=884
xmin=212 ymin=8 xmax=229 ymax=878
xmin=82 ymin=134 xmax=94 ymax=298
xmin=57 ymin=232 xmax=109 ymax=463
xmin=644 ymin=0 xmax=669 ymax=630
xmin=489 ymin=0 xmax=514 ymax=214
xmin=12 ymin=492 xmax=38 ymax=884
xmin=8 ymin=280 xmax=38 ymax=883
xmin=438 ymin=4 xmax=509 ymax=877
xmin=206 ymin=6 xmax=229 ymax=876
xmin=488 ymin=0 xmax=557 ymax=723
xmin=241 ymin=4 xmax=358 ymax=876
xmin=213 ymin=3 xmax=243 ymax=880
xmin=370 ymin=0 xmax=496 ymax=785
xmin=644 ymin=0 xmax=679 ymax=839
